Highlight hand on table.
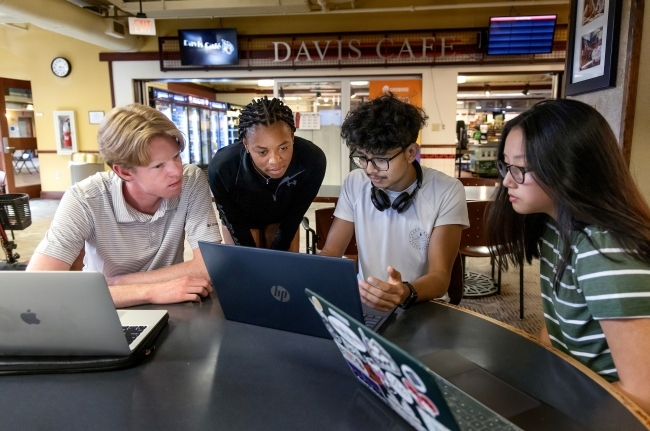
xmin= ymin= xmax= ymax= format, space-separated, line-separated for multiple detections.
xmin=147 ymin=276 xmax=213 ymax=304
xmin=358 ymin=266 xmax=409 ymax=312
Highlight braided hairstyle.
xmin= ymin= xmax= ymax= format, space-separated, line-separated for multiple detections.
xmin=238 ymin=96 xmax=296 ymax=141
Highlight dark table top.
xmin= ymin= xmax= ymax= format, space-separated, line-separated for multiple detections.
xmin=1 ymin=297 xmax=647 ymax=431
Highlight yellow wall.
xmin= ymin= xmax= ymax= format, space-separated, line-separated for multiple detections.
xmin=0 ymin=25 xmax=112 ymax=192
xmin=629 ymin=3 xmax=650 ymax=204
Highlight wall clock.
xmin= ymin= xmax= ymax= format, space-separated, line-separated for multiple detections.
xmin=51 ymin=57 xmax=71 ymax=78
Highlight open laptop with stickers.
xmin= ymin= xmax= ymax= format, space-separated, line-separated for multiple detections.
xmin=199 ymin=241 xmax=395 ymax=339
xmin=306 ymin=289 xmax=523 ymax=431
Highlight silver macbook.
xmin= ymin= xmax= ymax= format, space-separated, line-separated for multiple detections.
xmin=0 ymin=271 xmax=168 ymax=356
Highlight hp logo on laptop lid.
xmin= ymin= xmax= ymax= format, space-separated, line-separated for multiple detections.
xmin=271 ymin=286 xmax=290 ymax=302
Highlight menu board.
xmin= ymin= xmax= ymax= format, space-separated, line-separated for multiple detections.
xmin=294 ymin=112 xmax=321 ymax=130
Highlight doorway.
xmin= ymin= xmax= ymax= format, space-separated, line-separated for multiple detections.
xmin=0 ymin=78 xmax=41 ymax=198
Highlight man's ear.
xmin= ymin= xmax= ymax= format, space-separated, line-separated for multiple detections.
xmin=112 ymin=164 xmax=132 ymax=182
xmin=406 ymin=143 xmax=419 ymax=162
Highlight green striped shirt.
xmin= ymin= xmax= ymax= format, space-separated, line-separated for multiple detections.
xmin=540 ymin=222 xmax=650 ymax=382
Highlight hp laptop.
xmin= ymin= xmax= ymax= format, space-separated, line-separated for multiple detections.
xmin=306 ymin=289 xmax=524 ymax=431
xmin=0 ymin=272 xmax=168 ymax=356
xmin=199 ymin=241 xmax=395 ymax=339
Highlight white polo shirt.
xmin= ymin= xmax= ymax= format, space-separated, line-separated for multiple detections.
xmin=35 ymin=164 xmax=221 ymax=277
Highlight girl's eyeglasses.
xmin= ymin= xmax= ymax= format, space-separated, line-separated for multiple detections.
xmin=496 ymin=160 xmax=528 ymax=184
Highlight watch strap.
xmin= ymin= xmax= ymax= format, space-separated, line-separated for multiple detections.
xmin=400 ymin=281 xmax=418 ymax=310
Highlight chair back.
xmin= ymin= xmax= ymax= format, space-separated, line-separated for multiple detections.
xmin=460 ymin=201 xmax=490 ymax=253
xmin=0 ymin=170 xmax=6 ymax=194
xmin=459 ymin=177 xmax=498 ymax=187
xmin=314 ymin=207 xmax=357 ymax=255
xmin=448 ymin=252 xmax=464 ymax=305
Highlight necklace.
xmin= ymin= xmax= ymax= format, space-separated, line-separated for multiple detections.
xmin=252 ymin=161 xmax=271 ymax=185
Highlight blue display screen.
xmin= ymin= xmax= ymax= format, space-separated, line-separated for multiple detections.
xmin=487 ymin=15 xmax=556 ymax=55
xmin=178 ymin=28 xmax=239 ymax=66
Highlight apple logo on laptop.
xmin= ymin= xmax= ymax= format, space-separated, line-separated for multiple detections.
xmin=20 ymin=309 xmax=41 ymax=325
xmin=270 ymin=286 xmax=290 ymax=302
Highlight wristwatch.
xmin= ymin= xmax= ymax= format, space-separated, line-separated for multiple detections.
xmin=399 ymin=281 xmax=418 ymax=310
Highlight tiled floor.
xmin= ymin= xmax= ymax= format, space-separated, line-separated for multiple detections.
xmin=12 ymin=155 xmax=41 ymax=188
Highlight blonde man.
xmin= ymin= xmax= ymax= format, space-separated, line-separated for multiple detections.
xmin=28 ymin=104 xmax=222 ymax=307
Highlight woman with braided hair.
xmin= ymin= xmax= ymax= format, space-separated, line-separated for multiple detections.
xmin=208 ymin=96 xmax=326 ymax=251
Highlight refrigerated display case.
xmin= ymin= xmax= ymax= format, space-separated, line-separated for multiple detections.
xmin=149 ymin=88 xmax=229 ymax=167
xmin=209 ymin=101 xmax=228 ymax=154
xmin=226 ymin=104 xmax=244 ymax=146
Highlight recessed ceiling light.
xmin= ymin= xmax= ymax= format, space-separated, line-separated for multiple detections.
xmin=351 ymin=81 xmax=369 ymax=86
xmin=257 ymin=79 xmax=274 ymax=87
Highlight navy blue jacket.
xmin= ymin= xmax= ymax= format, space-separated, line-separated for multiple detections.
xmin=208 ymin=137 xmax=326 ymax=250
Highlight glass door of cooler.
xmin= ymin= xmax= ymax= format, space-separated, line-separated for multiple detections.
xmin=187 ymin=106 xmax=201 ymax=165
xmin=210 ymin=110 xmax=226 ymax=154
xmin=155 ymin=101 xmax=172 ymax=121
xmin=200 ymin=108 xmax=211 ymax=165
xmin=226 ymin=110 xmax=240 ymax=146
xmin=171 ymin=104 xmax=190 ymax=164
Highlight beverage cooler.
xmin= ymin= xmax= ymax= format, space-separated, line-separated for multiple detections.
xmin=149 ymin=89 xmax=229 ymax=167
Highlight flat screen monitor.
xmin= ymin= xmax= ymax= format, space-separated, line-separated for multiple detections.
xmin=178 ymin=28 xmax=239 ymax=66
xmin=487 ymin=15 xmax=556 ymax=55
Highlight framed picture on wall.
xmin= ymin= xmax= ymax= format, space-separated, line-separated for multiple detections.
xmin=53 ymin=111 xmax=78 ymax=155
xmin=565 ymin=0 xmax=622 ymax=96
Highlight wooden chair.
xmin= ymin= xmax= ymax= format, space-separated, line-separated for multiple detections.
xmin=0 ymin=171 xmax=6 ymax=194
xmin=302 ymin=207 xmax=358 ymax=269
xmin=459 ymin=177 xmax=498 ymax=187
xmin=460 ymin=200 xmax=524 ymax=318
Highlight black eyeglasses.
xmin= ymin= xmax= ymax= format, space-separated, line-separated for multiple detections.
xmin=496 ymin=160 xmax=528 ymax=184
xmin=349 ymin=147 xmax=406 ymax=171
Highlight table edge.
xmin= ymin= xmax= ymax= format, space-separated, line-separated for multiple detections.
xmin=436 ymin=301 xmax=650 ymax=428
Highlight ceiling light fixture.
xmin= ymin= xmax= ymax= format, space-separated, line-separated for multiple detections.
xmin=351 ymin=81 xmax=369 ymax=86
xmin=457 ymin=75 xmax=467 ymax=84
xmin=522 ymin=83 xmax=530 ymax=96
xmin=476 ymin=106 xmax=482 ymax=109
xmin=350 ymin=88 xmax=356 ymax=98
xmin=279 ymin=87 xmax=285 ymax=99
xmin=258 ymin=79 xmax=274 ymax=87
xmin=316 ymin=91 xmax=321 ymax=98
xmin=484 ymin=84 xmax=491 ymax=97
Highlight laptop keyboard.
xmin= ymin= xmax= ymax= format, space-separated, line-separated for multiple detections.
xmin=363 ymin=313 xmax=382 ymax=329
xmin=122 ymin=325 xmax=147 ymax=345
xmin=432 ymin=374 xmax=523 ymax=431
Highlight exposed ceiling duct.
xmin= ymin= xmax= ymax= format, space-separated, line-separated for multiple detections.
xmin=107 ymin=0 xmax=568 ymax=19
xmin=0 ymin=0 xmax=142 ymax=52
xmin=107 ymin=0 xmax=312 ymax=19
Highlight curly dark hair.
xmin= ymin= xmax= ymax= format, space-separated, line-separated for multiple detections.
xmin=341 ymin=93 xmax=428 ymax=155
xmin=238 ymin=96 xmax=296 ymax=140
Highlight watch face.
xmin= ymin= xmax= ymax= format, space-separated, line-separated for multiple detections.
xmin=51 ymin=57 xmax=71 ymax=77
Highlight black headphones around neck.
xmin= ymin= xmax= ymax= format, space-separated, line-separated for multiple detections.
xmin=370 ymin=160 xmax=423 ymax=213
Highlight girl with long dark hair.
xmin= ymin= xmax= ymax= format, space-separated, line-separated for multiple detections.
xmin=486 ymin=99 xmax=650 ymax=413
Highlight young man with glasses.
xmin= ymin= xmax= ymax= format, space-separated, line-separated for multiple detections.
xmin=320 ymin=94 xmax=469 ymax=311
